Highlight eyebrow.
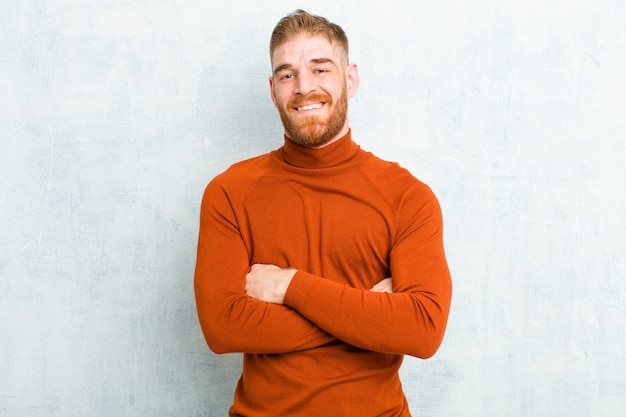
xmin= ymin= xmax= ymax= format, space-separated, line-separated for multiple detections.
xmin=311 ymin=57 xmax=337 ymax=66
xmin=273 ymin=58 xmax=338 ymax=75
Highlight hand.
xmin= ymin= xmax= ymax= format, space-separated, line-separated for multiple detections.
xmin=370 ymin=277 xmax=393 ymax=293
xmin=245 ymin=264 xmax=297 ymax=304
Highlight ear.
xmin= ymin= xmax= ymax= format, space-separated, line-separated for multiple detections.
xmin=345 ymin=63 xmax=360 ymax=98
xmin=269 ymin=76 xmax=278 ymax=107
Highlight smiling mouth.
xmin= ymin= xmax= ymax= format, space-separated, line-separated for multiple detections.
xmin=295 ymin=102 xmax=324 ymax=112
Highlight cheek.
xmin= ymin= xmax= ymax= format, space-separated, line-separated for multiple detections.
xmin=324 ymin=79 xmax=345 ymax=97
xmin=273 ymin=88 xmax=291 ymax=107
xmin=270 ymin=80 xmax=284 ymax=105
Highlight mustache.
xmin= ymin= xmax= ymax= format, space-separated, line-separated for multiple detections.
xmin=288 ymin=93 xmax=333 ymax=108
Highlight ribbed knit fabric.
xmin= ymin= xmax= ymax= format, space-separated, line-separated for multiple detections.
xmin=194 ymin=130 xmax=452 ymax=417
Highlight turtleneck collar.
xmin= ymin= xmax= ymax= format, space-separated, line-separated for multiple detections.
xmin=278 ymin=130 xmax=361 ymax=169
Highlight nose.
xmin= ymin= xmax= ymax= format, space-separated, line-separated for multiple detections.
xmin=294 ymin=71 xmax=317 ymax=95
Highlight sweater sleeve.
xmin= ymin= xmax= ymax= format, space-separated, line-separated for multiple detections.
xmin=194 ymin=178 xmax=336 ymax=354
xmin=283 ymin=183 xmax=452 ymax=358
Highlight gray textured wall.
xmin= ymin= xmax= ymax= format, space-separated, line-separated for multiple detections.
xmin=1 ymin=1 xmax=625 ymax=416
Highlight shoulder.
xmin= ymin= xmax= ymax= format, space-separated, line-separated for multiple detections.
xmin=358 ymin=151 xmax=444 ymax=242
xmin=202 ymin=151 xmax=279 ymax=206
xmin=210 ymin=150 xmax=280 ymax=187
xmin=358 ymin=150 xmax=436 ymax=204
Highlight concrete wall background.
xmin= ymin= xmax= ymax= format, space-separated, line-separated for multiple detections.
xmin=1 ymin=0 xmax=624 ymax=416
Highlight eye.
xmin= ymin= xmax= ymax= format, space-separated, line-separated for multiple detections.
xmin=280 ymin=73 xmax=294 ymax=80
xmin=315 ymin=69 xmax=327 ymax=74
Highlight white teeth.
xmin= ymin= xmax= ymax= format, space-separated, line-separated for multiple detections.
xmin=297 ymin=103 xmax=323 ymax=111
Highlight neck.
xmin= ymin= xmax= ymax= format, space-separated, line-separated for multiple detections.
xmin=280 ymin=129 xmax=358 ymax=169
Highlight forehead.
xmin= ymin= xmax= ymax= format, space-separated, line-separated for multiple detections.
xmin=271 ymin=34 xmax=342 ymax=67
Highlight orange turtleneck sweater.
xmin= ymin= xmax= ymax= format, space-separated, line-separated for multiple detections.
xmin=194 ymin=131 xmax=452 ymax=417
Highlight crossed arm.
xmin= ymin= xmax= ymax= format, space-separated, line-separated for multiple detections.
xmin=245 ymin=264 xmax=393 ymax=304
xmin=196 ymin=215 xmax=450 ymax=357
xmin=241 ymin=259 xmax=448 ymax=357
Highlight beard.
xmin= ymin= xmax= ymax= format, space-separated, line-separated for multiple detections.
xmin=276 ymin=85 xmax=348 ymax=148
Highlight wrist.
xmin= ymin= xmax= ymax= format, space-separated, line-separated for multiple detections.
xmin=280 ymin=268 xmax=297 ymax=301
xmin=281 ymin=268 xmax=298 ymax=304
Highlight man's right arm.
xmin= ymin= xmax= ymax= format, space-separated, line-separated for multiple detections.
xmin=193 ymin=179 xmax=336 ymax=354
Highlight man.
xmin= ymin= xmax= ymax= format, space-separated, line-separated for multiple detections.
xmin=194 ymin=9 xmax=452 ymax=417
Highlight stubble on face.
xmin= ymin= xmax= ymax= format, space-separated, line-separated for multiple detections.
xmin=277 ymin=84 xmax=348 ymax=148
